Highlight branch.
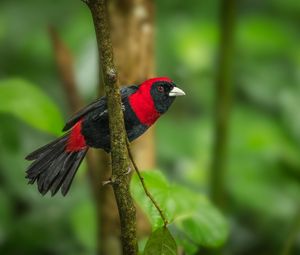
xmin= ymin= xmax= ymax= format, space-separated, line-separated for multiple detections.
xmin=126 ymin=140 xmax=168 ymax=227
xmin=86 ymin=0 xmax=137 ymax=254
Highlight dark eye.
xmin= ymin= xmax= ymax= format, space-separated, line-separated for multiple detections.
xmin=157 ymin=86 xmax=164 ymax=93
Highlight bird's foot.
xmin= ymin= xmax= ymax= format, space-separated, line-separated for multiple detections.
xmin=102 ymin=179 xmax=112 ymax=186
xmin=125 ymin=166 xmax=132 ymax=175
xmin=102 ymin=167 xmax=132 ymax=186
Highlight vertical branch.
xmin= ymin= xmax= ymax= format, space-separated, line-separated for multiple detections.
xmin=85 ymin=0 xmax=137 ymax=254
xmin=109 ymin=0 xmax=155 ymax=240
xmin=211 ymin=0 xmax=236 ymax=206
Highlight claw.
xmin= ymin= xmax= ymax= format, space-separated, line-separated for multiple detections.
xmin=102 ymin=167 xmax=132 ymax=186
xmin=102 ymin=179 xmax=112 ymax=186
xmin=125 ymin=166 xmax=132 ymax=175
xmin=121 ymin=103 xmax=125 ymax=111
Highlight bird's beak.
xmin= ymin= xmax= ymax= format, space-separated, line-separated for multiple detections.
xmin=169 ymin=87 xmax=186 ymax=97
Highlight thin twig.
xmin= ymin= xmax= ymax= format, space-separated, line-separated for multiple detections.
xmin=126 ymin=140 xmax=168 ymax=227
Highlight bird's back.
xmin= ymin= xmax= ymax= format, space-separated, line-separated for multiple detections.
xmin=81 ymin=95 xmax=149 ymax=151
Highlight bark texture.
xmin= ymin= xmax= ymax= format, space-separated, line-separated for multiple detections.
xmin=99 ymin=1 xmax=155 ymax=253
xmin=87 ymin=0 xmax=138 ymax=254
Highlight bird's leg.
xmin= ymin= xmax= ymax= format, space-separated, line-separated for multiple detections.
xmin=102 ymin=166 xmax=132 ymax=186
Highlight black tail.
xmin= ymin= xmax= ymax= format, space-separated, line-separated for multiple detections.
xmin=25 ymin=134 xmax=88 ymax=196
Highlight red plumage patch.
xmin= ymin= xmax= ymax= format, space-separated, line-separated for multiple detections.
xmin=66 ymin=120 xmax=86 ymax=152
xmin=129 ymin=77 xmax=171 ymax=126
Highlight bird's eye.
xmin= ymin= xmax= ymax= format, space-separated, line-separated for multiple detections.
xmin=157 ymin=86 xmax=164 ymax=93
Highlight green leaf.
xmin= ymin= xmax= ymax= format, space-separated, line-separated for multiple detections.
xmin=176 ymin=209 xmax=228 ymax=248
xmin=0 ymin=78 xmax=63 ymax=135
xmin=144 ymin=227 xmax=177 ymax=255
xmin=131 ymin=171 xmax=172 ymax=228
xmin=131 ymin=171 xmax=229 ymax=252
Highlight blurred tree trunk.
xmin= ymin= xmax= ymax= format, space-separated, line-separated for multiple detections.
xmin=109 ymin=0 xmax=155 ymax=168
xmin=99 ymin=0 xmax=155 ymax=254
xmin=211 ymin=0 xmax=236 ymax=207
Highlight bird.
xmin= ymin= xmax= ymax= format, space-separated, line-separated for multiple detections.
xmin=25 ymin=77 xmax=185 ymax=196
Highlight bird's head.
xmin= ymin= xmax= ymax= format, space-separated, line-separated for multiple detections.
xmin=139 ymin=77 xmax=185 ymax=114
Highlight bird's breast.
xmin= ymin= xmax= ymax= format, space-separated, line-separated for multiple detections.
xmin=128 ymin=92 xmax=160 ymax=126
xmin=123 ymin=98 xmax=149 ymax=141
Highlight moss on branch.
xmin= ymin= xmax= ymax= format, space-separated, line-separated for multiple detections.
xmin=86 ymin=0 xmax=138 ymax=254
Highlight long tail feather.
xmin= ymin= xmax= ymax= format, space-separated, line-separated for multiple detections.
xmin=25 ymin=134 xmax=69 ymax=160
xmin=25 ymin=134 xmax=88 ymax=196
xmin=61 ymin=150 xmax=88 ymax=196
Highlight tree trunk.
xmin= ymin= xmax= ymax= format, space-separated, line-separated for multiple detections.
xmin=211 ymin=0 xmax=236 ymax=207
xmin=109 ymin=0 xmax=155 ymax=169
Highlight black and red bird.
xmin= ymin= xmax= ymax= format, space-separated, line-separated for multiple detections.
xmin=25 ymin=77 xmax=185 ymax=196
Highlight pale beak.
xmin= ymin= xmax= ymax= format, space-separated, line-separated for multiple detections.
xmin=169 ymin=87 xmax=186 ymax=97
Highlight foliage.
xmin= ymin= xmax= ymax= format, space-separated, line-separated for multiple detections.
xmin=0 ymin=78 xmax=63 ymax=135
xmin=0 ymin=0 xmax=300 ymax=254
xmin=144 ymin=227 xmax=177 ymax=255
xmin=131 ymin=171 xmax=228 ymax=254
xmin=0 ymin=77 xmax=94 ymax=255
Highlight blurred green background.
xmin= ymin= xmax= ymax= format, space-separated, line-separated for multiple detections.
xmin=0 ymin=0 xmax=300 ymax=254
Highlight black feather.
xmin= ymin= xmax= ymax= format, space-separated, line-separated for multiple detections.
xmin=25 ymin=134 xmax=69 ymax=160
xmin=41 ymin=152 xmax=70 ymax=192
xmin=26 ymin=132 xmax=88 ymax=196
xmin=62 ymin=99 xmax=105 ymax=132
xmin=61 ymin=149 xmax=88 ymax=196
xmin=25 ymin=85 xmax=141 ymax=196
xmin=62 ymin=85 xmax=138 ymax=132
xmin=26 ymin=145 xmax=65 ymax=180
xmin=50 ymin=152 xmax=78 ymax=196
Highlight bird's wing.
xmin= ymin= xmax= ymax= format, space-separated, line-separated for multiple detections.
xmin=62 ymin=98 xmax=106 ymax=131
xmin=120 ymin=85 xmax=139 ymax=97
xmin=62 ymin=85 xmax=139 ymax=131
